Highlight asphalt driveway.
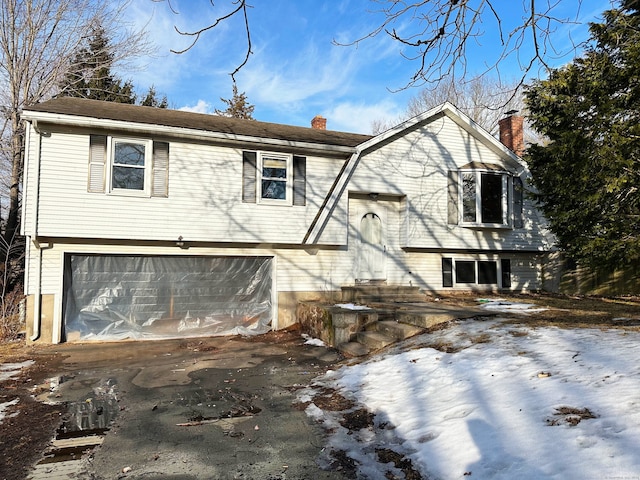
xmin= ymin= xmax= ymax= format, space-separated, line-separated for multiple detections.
xmin=8 ymin=330 xmax=350 ymax=480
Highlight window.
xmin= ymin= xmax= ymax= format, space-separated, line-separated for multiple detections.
xmin=242 ymin=150 xmax=306 ymax=205
xmin=448 ymin=166 xmax=525 ymax=227
xmin=111 ymin=139 xmax=148 ymax=191
xmin=461 ymin=170 xmax=508 ymax=225
xmin=88 ymin=135 xmax=169 ymax=197
xmin=441 ymin=258 xmax=511 ymax=288
xmin=260 ymin=153 xmax=289 ymax=201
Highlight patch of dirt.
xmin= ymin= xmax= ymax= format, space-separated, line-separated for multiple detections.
xmin=311 ymin=387 xmax=356 ymax=411
xmin=0 ymin=347 xmax=66 ymax=480
xmin=340 ymin=407 xmax=375 ymax=432
xmin=436 ymin=292 xmax=640 ymax=329
xmin=329 ymin=449 xmax=359 ymax=478
xmin=546 ymin=406 xmax=597 ymax=426
xmin=377 ymin=448 xmax=424 ymax=480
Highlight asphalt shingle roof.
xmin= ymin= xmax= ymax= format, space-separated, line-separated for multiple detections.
xmin=24 ymin=97 xmax=373 ymax=148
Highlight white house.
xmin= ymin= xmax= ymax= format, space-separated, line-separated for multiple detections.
xmin=20 ymin=98 xmax=553 ymax=343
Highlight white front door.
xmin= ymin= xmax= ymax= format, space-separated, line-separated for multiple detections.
xmin=358 ymin=212 xmax=386 ymax=280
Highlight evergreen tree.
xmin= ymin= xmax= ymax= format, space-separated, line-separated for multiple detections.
xmin=215 ymin=83 xmax=254 ymax=119
xmin=60 ymin=24 xmax=136 ymax=103
xmin=524 ymin=0 xmax=640 ymax=268
xmin=140 ymin=85 xmax=168 ymax=108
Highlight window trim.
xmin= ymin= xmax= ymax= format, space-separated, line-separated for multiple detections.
xmin=107 ymin=136 xmax=153 ymax=196
xmin=459 ymin=168 xmax=512 ymax=228
xmin=442 ymin=257 xmax=511 ymax=289
xmin=257 ymin=151 xmax=293 ymax=205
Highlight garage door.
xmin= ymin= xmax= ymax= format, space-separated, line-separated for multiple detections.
xmin=63 ymin=255 xmax=273 ymax=341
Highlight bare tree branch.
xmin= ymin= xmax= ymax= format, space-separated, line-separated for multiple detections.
xmin=154 ymin=0 xmax=252 ymax=81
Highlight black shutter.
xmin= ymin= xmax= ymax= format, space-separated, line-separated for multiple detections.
xmin=442 ymin=257 xmax=453 ymax=287
xmin=293 ymin=155 xmax=306 ymax=206
xmin=513 ymin=177 xmax=524 ymax=228
xmin=501 ymin=259 xmax=512 ymax=288
xmin=242 ymin=151 xmax=257 ymax=203
xmin=447 ymin=170 xmax=459 ymax=224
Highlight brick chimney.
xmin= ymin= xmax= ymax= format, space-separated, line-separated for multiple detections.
xmin=498 ymin=112 xmax=524 ymax=157
xmin=311 ymin=115 xmax=327 ymax=130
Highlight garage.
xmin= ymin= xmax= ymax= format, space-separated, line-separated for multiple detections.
xmin=62 ymin=255 xmax=274 ymax=341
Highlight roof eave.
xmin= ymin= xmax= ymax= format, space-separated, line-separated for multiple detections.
xmin=21 ymin=110 xmax=359 ymax=155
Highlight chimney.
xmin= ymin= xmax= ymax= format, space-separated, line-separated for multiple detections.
xmin=498 ymin=112 xmax=524 ymax=157
xmin=311 ymin=115 xmax=327 ymax=130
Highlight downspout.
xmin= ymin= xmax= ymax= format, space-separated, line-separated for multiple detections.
xmin=29 ymin=120 xmax=43 ymax=341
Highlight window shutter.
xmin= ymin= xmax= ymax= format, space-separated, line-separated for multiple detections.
xmin=513 ymin=177 xmax=524 ymax=228
xmin=88 ymin=135 xmax=107 ymax=193
xmin=501 ymin=259 xmax=512 ymax=288
xmin=242 ymin=151 xmax=257 ymax=203
xmin=152 ymin=141 xmax=169 ymax=197
xmin=442 ymin=257 xmax=453 ymax=287
xmin=293 ymin=155 xmax=306 ymax=206
xmin=447 ymin=170 xmax=459 ymax=224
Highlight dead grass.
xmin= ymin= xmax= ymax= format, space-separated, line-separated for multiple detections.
xmin=436 ymin=292 xmax=640 ymax=330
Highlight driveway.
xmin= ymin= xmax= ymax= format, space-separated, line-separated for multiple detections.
xmin=2 ymin=330 xmax=350 ymax=480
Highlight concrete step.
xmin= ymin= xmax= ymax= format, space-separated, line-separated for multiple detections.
xmin=341 ymin=285 xmax=423 ymax=303
xmin=395 ymin=304 xmax=487 ymax=329
xmin=356 ymin=331 xmax=395 ymax=351
xmin=356 ymin=294 xmax=428 ymax=304
xmin=337 ymin=341 xmax=371 ymax=357
xmin=368 ymin=320 xmax=424 ymax=340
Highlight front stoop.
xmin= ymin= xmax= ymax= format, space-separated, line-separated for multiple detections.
xmin=298 ymin=286 xmax=493 ymax=358
xmin=370 ymin=320 xmax=424 ymax=340
xmin=341 ymin=285 xmax=427 ymax=303
xmin=355 ymin=331 xmax=397 ymax=351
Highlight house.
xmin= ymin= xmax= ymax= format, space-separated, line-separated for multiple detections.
xmin=20 ymin=98 xmax=553 ymax=343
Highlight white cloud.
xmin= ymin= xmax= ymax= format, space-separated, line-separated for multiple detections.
xmin=322 ymin=99 xmax=405 ymax=134
xmin=179 ymin=100 xmax=212 ymax=114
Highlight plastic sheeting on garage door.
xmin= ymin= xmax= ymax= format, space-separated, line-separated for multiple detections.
xmin=63 ymin=255 xmax=273 ymax=341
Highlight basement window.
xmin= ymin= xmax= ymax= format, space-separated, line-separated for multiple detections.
xmin=442 ymin=258 xmax=511 ymax=288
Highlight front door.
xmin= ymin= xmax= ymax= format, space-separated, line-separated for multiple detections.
xmin=357 ymin=212 xmax=386 ymax=280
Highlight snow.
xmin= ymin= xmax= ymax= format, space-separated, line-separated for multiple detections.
xmin=477 ymin=298 xmax=549 ymax=314
xmin=302 ymin=334 xmax=326 ymax=347
xmin=0 ymin=360 xmax=33 ymax=382
xmin=0 ymin=361 xmax=33 ymax=424
xmin=334 ymin=303 xmax=371 ymax=310
xmin=304 ymin=317 xmax=640 ymax=479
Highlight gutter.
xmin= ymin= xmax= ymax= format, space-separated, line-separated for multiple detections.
xmin=28 ymin=120 xmax=44 ymax=341
xmin=20 ymin=111 xmax=358 ymax=156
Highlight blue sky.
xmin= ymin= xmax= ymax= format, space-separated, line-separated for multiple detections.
xmin=124 ymin=0 xmax=613 ymax=134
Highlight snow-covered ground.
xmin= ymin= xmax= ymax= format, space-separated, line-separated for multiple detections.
xmin=302 ymin=316 xmax=640 ymax=479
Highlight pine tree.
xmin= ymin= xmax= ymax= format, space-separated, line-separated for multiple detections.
xmin=215 ymin=83 xmax=255 ymax=119
xmin=140 ymin=85 xmax=168 ymax=108
xmin=524 ymin=0 xmax=640 ymax=268
xmin=60 ymin=24 xmax=136 ymax=104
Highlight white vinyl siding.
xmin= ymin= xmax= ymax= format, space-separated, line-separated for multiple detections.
xmin=347 ymin=115 xmax=548 ymax=252
xmin=29 ymin=129 xmax=343 ymax=245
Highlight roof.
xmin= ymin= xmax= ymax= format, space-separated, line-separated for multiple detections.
xmin=23 ymin=97 xmax=373 ymax=148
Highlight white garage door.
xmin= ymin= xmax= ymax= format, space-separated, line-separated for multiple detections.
xmin=63 ymin=255 xmax=273 ymax=341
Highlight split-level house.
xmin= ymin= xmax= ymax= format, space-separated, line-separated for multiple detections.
xmin=20 ymin=98 xmax=553 ymax=343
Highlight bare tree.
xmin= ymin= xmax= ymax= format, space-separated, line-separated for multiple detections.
xmin=371 ymin=76 xmax=525 ymax=134
xmin=0 ymin=0 xmax=151 ymax=247
xmin=154 ymin=1 xmax=591 ymax=88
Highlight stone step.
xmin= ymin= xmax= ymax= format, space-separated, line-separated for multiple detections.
xmin=357 ymin=294 xmax=429 ymax=304
xmin=341 ymin=285 xmax=423 ymax=303
xmin=337 ymin=341 xmax=371 ymax=357
xmin=367 ymin=320 xmax=424 ymax=340
xmin=395 ymin=304 xmax=486 ymax=329
xmin=355 ymin=331 xmax=396 ymax=351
